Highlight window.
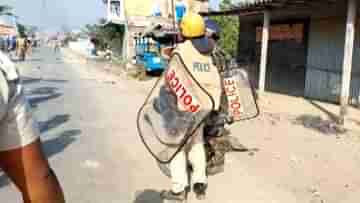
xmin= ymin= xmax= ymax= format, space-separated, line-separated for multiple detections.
xmin=110 ymin=1 xmax=121 ymax=17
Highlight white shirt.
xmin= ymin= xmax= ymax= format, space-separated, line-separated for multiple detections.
xmin=0 ymin=51 xmax=19 ymax=81
xmin=0 ymin=69 xmax=9 ymax=121
xmin=0 ymin=51 xmax=21 ymax=116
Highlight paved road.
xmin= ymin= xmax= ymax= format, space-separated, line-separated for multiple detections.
xmin=2 ymin=47 xmax=359 ymax=203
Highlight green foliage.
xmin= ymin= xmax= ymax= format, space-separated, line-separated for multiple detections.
xmin=0 ymin=5 xmax=12 ymax=15
xmin=82 ymin=20 xmax=125 ymax=55
xmin=16 ymin=23 xmax=27 ymax=38
xmin=16 ymin=23 xmax=39 ymax=38
xmin=209 ymin=0 xmax=239 ymax=57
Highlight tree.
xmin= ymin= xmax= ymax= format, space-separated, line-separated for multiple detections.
xmin=16 ymin=23 xmax=27 ymax=38
xmin=81 ymin=20 xmax=125 ymax=55
xmin=15 ymin=23 xmax=39 ymax=38
xmin=210 ymin=0 xmax=239 ymax=57
xmin=0 ymin=5 xmax=12 ymax=15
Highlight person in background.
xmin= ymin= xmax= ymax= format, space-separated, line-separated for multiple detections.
xmin=16 ymin=37 xmax=27 ymax=61
xmin=7 ymin=35 xmax=17 ymax=59
xmin=89 ymin=38 xmax=97 ymax=56
xmin=26 ymin=37 xmax=33 ymax=56
xmin=5 ymin=35 xmax=11 ymax=53
xmin=12 ymin=35 xmax=17 ymax=51
xmin=54 ymin=39 xmax=61 ymax=53
xmin=104 ymin=44 xmax=112 ymax=60
xmin=0 ymin=37 xmax=5 ymax=52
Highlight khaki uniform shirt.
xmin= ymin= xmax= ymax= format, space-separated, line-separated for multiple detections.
xmin=172 ymin=40 xmax=222 ymax=111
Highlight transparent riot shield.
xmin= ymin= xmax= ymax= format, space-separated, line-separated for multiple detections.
xmin=222 ymin=62 xmax=259 ymax=122
xmin=137 ymin=53 xmax=215 ymax=164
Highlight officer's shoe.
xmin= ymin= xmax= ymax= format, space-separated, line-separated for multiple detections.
xmin=160 ymin=190 xmax=186 ymax=201
xmin=193 ymin=183 xmax=207 ymax=200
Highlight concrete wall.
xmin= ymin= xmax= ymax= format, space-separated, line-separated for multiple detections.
xmin=305 ymin=17 xmax=360 ymax=104
xmin=124 ymin=0 xmax=207 ymax=17
xmin=124 ymin=0 xmax=154 ymax=16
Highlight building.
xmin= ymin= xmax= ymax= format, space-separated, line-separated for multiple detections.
xmin=205 ymin=0 xmax=359 ymax=122
xmin=103 ymin=0 xmax=210 ymax=70
xmin=123 ymin=0 xmax=209 ymax=68
xmin=0 ymin=24 xmax=16 ymax=36
xmin=0 ymin=15 xmax=17 ymax=51
xmin=0 ymin=15 xmax=17 ymax=36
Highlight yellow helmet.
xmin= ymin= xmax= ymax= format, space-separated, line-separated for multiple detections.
xmin=180 ymin=12 xmax=206 ymax=38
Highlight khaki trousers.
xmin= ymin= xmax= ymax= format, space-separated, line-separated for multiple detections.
xmin=169 ymin=124 xmax=207 ymax=193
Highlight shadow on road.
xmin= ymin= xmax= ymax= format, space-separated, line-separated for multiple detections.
xmin=134 ymin=190 xmax=164 ymax=203
xmin=25 ymin=86 xmax=63 ymax=108
xmin=29 ymin=93 xmax=62 ymax=108
xmin=38 ymin=114 xmax=70 ymax=133
xmin=292 ymin=115 xmax=347 ymax=135
xmin=22 ymin=77 xmax=42 ymax=85
xmin=27 ymin=58 xmax=43 ymax=62
xmin=29 ymin=87 xmax=59 ymax=95
xmin=42 ymin=129 xmax=81 ymax=158
xmin=307 ymin=100 xmax=339 ymax=122
xmin=21 ymin=76 xmax=68 ymax=85
xmin=0 ymin=174 xmax=10 ymax=188
xmin=11 ymin=58 xmax=25 ymax=63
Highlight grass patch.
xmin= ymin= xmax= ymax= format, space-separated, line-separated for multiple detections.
xmin=111 ymin=56 xmax=125 ymax=66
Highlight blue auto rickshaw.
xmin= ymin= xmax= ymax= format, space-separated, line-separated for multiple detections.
xmin=134 ymin=34 xmax=166 ymax=72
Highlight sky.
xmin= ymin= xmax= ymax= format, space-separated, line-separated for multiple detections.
xmin=210 ymin=0 xmax=221 ymax=10
xmin=1 ymin=0 xmax=106 ymax=31
xmin=1 ymin=0 xmax=221 ymax=32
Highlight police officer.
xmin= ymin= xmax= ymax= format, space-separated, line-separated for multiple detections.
xmin=0 ymin=51 xmax=65 ymax=203
xmin=160 ymin=12 xmax=222 ymax=201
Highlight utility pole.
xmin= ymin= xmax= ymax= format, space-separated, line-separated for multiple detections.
xmin=170 ymin=0 xmax=176 ymax=30
xmin=339 ymin=0 xmax=357 ymax=124
xmin=258 ymin=10 xmax=270 ymax=95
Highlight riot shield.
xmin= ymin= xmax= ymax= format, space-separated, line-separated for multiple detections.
xmin=137 ymin=53 xmax=215 ymax=164
xmin=222 ymin=65 xmax=259 ymax=122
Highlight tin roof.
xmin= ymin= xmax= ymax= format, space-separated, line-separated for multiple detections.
xmin=204 ymin=0 xmax=339 ymax=16
xmin=232 ymin=0 xmax=274 ymax=8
